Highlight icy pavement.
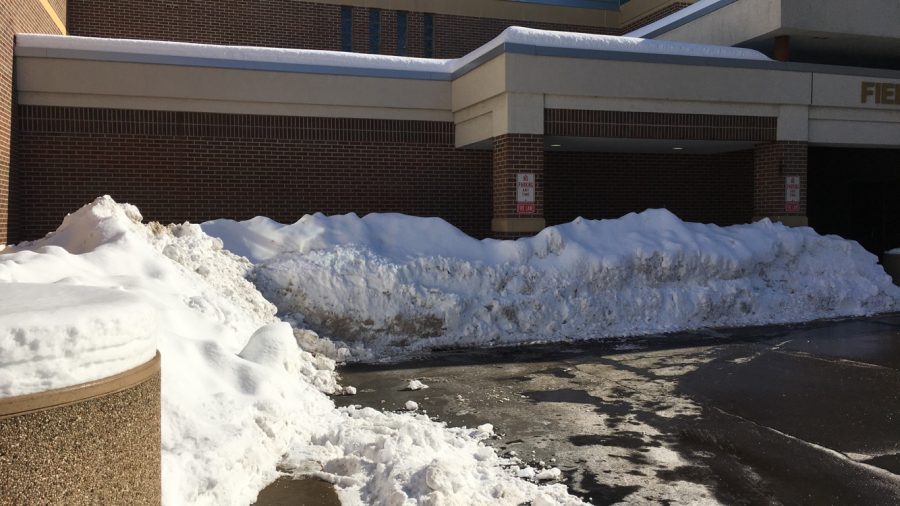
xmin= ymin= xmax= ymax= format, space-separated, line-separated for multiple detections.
xmin=335 ymin=315 xmax=900 ymax=504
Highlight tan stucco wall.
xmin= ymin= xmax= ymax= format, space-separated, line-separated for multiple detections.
xmin=782 ymin=0 xmax=900 ymax=39
xmin=655 ymin=0 xmax=782 ymax=45
xmin=503 ymin=53 xmax=811 ymax=105
xmin=656 ymin=0 xmax=900 ymax=45
xmin=807 ymin=73 xmax=900 ymax=145
xmin=16 ymin=57 xmax=452 ymax=121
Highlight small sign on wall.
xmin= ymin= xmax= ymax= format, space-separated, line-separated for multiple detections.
xmin=785 ymin=176 xmax=800 ymax=213
xmin=516 ymin=173 xmax=536 ymax=214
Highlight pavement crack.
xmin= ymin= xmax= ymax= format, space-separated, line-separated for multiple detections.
xmin=708 ymin=406 xmax=900 ymax=484
xmin=773 ymin=349 xmax=898 ymax=371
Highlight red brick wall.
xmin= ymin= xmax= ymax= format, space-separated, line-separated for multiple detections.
xmin=545 ymin=150 xmax=754 ymax=226
xmin=753 ymin=141 xmax=808 ymax=218
xmin=68 ymin=0 xmax=343 ymax=51
xmin=546 ymin=109 xmax=777 ymax=142
xmin=1 ymin=0 xmax=66 ymax=244
xmin=492 ymin=134 xmax=544 ymax=221
xmin=13 ymin=106 xmax=493 ymax=241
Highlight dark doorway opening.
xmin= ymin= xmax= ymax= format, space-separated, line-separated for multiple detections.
xmin=808 ymin=147 xmax=900 ymax=259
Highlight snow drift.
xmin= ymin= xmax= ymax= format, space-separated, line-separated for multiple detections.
xmin=0 ymin=197 xmax=581 ymax=506
xmin=204 ymin=210 xmax=900 ymax=360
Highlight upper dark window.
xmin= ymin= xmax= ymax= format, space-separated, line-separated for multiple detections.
xmin=424 ymin=13 xmax=434 ymax=58
xmin=340 ymin=6 xmax=352 ymax=52
xmin=369 ymin=9 xmax=381 ymax=53
xmin=397 ymin=12 xmax=408 ymax=56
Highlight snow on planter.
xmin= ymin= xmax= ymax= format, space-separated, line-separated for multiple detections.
xmin=204 ymin=210 xmax=900 ymax=361
xmin=0 ymin=197 xmax=582 ymax=506
xmin=0 ymin=283 xmax=157 ymax=397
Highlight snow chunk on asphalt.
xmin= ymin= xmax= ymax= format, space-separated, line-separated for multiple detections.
xmin=536 ymin=468 xmax=563 ymax=481
xmin=405 ymin=400 xmax=419 ymax=411
xmin=407 ymin=379 xmax=429 ymax=391
xmin=204 ymin=210 xmax=900 ymax=361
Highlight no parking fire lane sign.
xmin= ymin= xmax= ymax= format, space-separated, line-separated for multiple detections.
xmin=517 ymin=173 xmax=535 ymax=214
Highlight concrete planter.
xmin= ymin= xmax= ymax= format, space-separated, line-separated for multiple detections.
xmin=885 ymin=252 xmax=900 ymax=286
xmin=0 ymin=353 xmax=161 ymax=504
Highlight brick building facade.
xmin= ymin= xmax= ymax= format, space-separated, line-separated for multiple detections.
xmin=3 ymin=0 xmax=899 ymax=254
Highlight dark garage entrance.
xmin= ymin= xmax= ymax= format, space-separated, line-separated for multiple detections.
xmin=809 ymin=147 xmax=900 ymax=259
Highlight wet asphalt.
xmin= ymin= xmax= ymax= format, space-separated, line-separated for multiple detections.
xmin=334 ymin=314 xmax=900 ymax=505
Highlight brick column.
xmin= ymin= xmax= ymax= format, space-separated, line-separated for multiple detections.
xmin=753 ymin=141 xmax=808 ymax=226
xmin=492 ymin=134 xmax=545 ymax=239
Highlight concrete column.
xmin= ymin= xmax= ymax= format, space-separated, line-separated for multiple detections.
xmin=491 ymin=134 xmax=545 ymax=239
xmin=753 ymin=141 xmax=808 ymax=226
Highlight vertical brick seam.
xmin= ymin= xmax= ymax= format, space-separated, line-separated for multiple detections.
xmin=2 ymin=0 xmax=66 ymax=244
xmin=14 ymin=105 xmax=493 ymax=242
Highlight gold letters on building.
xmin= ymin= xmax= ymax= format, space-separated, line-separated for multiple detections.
xmin=861 ymin=82 xmax=900 ymax=106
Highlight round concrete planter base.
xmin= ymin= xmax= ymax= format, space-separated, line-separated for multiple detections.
xmin=0 ymin=353 xmax=161 ymax=504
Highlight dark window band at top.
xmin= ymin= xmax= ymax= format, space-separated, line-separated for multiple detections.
xmin=340 ymin=6 xmax=352 ymax=52
xmin=424 ymin=13 xmax=434 ymax=58
xmin=369 ymin=9 xmax=381 ymax=54
xmin=397 ymin=12 xmax=408 ymax=56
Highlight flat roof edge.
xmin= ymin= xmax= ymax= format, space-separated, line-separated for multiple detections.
xmin=14 ymin=45 xmax=454 ymax=81
xmin=17 ymin=34 xmax=900 ymax=83
xmin=457 ymin=43 xmax=900 ymax=80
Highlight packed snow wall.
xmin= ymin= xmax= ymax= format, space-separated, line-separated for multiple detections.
xmin=204 ymin=209 xmax=900 ymax=360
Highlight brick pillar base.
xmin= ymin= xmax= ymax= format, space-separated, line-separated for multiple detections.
xmin=492 ymin=134 xmax=545 ymax=239
xmin=753 ymin=141 xmax=808 ymax=226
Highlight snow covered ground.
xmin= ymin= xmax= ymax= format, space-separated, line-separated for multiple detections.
xmin=203 ymin=210 xmax=900 ymax=362
xmin=0 ymin=197 xmax=581 ymax=506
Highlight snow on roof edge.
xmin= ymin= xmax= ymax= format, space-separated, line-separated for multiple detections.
xmin=15 ymin=24 xmax=769 ymax=78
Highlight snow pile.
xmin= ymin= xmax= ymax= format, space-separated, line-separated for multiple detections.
xmin=204 ymin=210 xmax=900 ymax=360
xmin=0 ymin=284 xmax=157 ymax=396
xmin=0 ymin=197 xmax=581 ymax=506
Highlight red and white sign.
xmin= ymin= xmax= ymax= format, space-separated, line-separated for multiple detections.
xmin=516 ymin=173 xmax=536 ymax=214
xmin=785 ymin=176 xmax=800 ymax=213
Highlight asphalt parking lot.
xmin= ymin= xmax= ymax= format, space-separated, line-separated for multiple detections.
xmin=335 ymin=314 xmax=900 ymax=505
